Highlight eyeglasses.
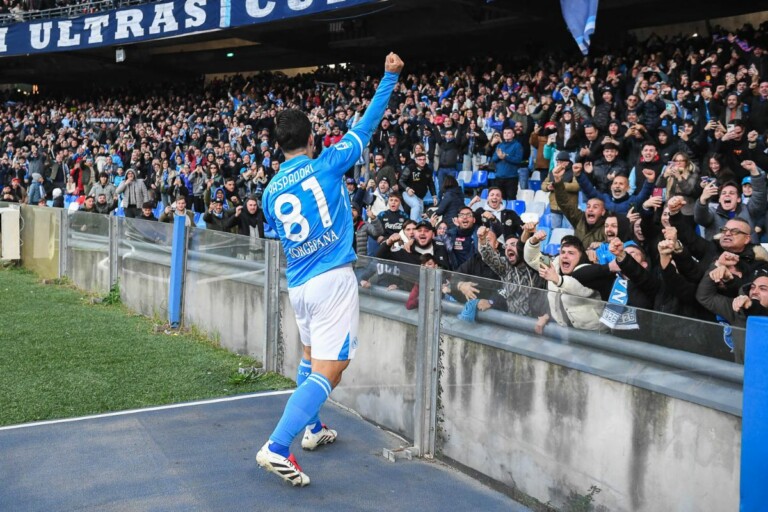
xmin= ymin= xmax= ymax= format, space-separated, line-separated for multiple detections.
xmin=719 ymin=227 xmax=749 ymax=236
xmin=672 ymin=159 xmax=687 ymax=163
xmin=457 ymin=213 xmax=473 ymax=218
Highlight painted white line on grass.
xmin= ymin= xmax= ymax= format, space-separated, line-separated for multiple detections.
xmin=0 ymin=390 xmax=294 ymax=432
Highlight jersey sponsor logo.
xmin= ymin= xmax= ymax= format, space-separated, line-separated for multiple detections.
xmin=384 ymin=221 xmax=404 ymax=231
xmin=287 ymin=229 xmax=340 ymax=259
xmin=334 ymin=141 xmax=353 ymax=151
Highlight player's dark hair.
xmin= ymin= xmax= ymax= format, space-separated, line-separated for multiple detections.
xmin=275 ymin=109 xmax=312 ymax=153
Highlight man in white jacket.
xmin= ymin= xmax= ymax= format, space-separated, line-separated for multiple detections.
xmin=524 ymin=231 xmax=604 ymax=331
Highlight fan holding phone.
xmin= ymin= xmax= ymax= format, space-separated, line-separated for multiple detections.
xmin=654 ymin=152 xmax=700 ymax=217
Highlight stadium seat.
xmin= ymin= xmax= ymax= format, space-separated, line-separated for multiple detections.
xmin=510 ymin=200 xmax=526 ymax=215
xmin=193 ymin=212 xmax=203 ymax=225
xmin=538 ymin=212 xmax=551 ymax=228
xmin=530 ymin=171 xmax=541 ymax=182
xmin=517 ymin=189 xmax=534 ymax=204
xmin=548 ymin=228 xmax=574 ymax=247
xmin=464 ymin=197 xmax=471 ymax=206
xmin=543 ymin=243 xmax=561 ymax=256
xmin=561 ymin=215 xmax=573 ymax=230
xmin=480 ymin=188 xmax=489 ymax=199
xmin=457 ymin=170 xmax=473 ymax=190
xmin=528 ymin=180 xmax=542 ymax=192
xmin=533 ymin=190 xmax=550 ymax=203
xmin=464 ymin=170 xmax=488 ymax=192
xmin=154 ymin=203 xmax=165 ymax=218
xmin=527 ymin=201 xmax=548 ymax=216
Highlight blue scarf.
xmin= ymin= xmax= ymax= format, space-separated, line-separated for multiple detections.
xmin=600 ymin=275 xmax=639 ymax=330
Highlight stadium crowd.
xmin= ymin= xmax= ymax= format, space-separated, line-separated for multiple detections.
xmin=2 ymin=21 xmax=768 ymax=362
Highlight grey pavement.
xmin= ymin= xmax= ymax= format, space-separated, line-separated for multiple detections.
xmin=0 ymin=391 xmax=529 ymax=512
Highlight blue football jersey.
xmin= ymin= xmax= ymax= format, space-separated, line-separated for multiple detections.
xmin=264 ymin=71 xmax=399 ymax=287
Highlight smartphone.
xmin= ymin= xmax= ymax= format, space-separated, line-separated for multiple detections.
xmin=652 ymin=188 xmax=667 ymax=201
xmin=539 ymin=255 xmax=551 ymax=267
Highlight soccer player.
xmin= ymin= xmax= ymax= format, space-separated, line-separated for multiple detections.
xmin=256 ymin=52 xmax=404 ymax=487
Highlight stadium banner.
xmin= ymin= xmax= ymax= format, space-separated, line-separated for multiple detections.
xmin=0 ymin=0 xmax=377 ymax=58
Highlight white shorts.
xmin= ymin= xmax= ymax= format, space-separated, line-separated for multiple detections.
xmin=288 ymin=265 xmax=359 ymax=361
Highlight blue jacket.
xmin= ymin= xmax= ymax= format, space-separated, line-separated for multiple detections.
xmin=576 ymin=172 xmax=653 ymax=215
xmin=27 ymin=181 xmax=46 ymax=204
xmin=491 ymin=140 xmax=522 ymax=179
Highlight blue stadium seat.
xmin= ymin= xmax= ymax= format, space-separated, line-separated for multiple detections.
xmin=193 ymin=212 xmax=203 ymax=225
xmin=561 ymin=215 xmax=573 ymax=230
xmin=464 ymin=170 xmax=488 ymax=192
xmin=480 ymin=188 xmax=489 ymax=199
xmin=528 ymin=180 xmax=542 ymax=192
xmin=507 ymin=200 xmax=525 ymax=215
xmin=543 ymin=243 xmax=560 ymax=255
xmin=538 ymin=213 xmax=551 ymax=228
xmin=154 ymin=202 xmax=165 ymax=218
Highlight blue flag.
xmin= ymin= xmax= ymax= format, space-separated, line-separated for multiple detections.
xmin=560 ymin=0 xmax=599 ymax=55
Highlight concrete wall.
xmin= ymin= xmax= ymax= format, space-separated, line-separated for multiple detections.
xmin=119 ymin=256 xmax=171 ymax=320
xmin=439 ymin=335 xmax=740 ymax=512
xmin=19 ymin=205 xmax=60 ymax=279
xmin=183 ymin=268 xmax=266 ymax=359
xmin=68 ymin=245 xmax=110 ymax=294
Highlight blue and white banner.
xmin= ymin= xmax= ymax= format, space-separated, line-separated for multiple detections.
xmin=0 ymin=0 xmax=377 ymax=58
xmin=560 ymin=0 xmax=598 ymax=56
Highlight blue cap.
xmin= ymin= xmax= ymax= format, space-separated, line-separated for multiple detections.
xmin=742 ymin=176 xmax=752 ymax=185
xmin=623 ymin=240 xmax=639 ymax=249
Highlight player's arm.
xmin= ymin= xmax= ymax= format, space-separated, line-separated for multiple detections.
xmin=322 ymin=53 xmax=404 ymax=175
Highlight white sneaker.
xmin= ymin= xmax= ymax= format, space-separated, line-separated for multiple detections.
xmin=301 ymin=424 xmax=337 ymax=451
xmin=256 ymin=442 xmax=310 ymax=487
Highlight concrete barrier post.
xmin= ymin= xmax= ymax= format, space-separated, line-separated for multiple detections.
xmin=740 ymin=316 xmax=768 ymax=510
xmin=413 ymin=267 xmax=442 ymax=457
xmin=167 ymin=215 xmax=188 ymax=328
xmin=262 ymin=240 xmax=281 ymax=373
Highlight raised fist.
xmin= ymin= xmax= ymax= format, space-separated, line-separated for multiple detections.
xmin=385 ymin=53 xmax=405 ymax=74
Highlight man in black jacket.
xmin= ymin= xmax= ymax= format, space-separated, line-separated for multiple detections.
xmin=434 ymin=127 xmax=464 ymax=201
xmin=226 ymin=196 xmax=266 ymax=239
xmin=373 ymin=220 xmax=452 ymax=289
xmin=203 ymin=198 xmax=235 ymax=232
xmin=399 ymin=153 xmax=436 ymax=221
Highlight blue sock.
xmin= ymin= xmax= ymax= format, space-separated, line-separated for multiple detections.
xmin=269 ymin=373 xmax=332 ymax=454
xmin=296 ymin=358 xmax=312 ymax=386
xmin=296 ymin=358 xmax=322 ymax=432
